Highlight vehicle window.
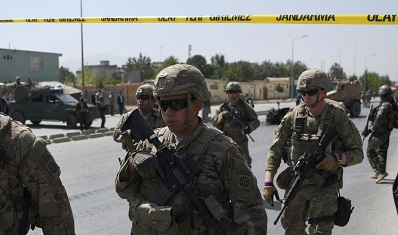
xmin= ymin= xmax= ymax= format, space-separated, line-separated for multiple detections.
xmin=46 ymin=95 xmax=58 ymax=104
xmin=57 ymin=94 xmax=78 ymax=103
xmin=31 ymin=94 xmax=43 ymax=102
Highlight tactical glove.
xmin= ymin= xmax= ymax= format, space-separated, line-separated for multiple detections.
xmin=262 ymin=183 xmax=279 ymax=207
xmin=315 ymin=153 xmax=340 ymax=171
xmin=121 ymin=130 xmax=135 ymax=151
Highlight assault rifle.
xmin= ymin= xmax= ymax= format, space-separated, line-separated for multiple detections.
xmin=222 ymin=102 xmax=254 ymax=142
xmin=361 ymin=103 xmax=374 ymax=141
xmin=121 ymin=109 xmax=227 ymax=234
xmin=274 ymin=126 xmax=337 ymax=225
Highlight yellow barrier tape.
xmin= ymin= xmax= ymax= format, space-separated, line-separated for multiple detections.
xmin=0 ymin=14 xmax=397 ymax=25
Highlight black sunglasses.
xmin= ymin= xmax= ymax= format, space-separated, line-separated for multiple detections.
xmin=136 ymin=95 xmax=150 ymax=100
xmin=226 ymin=90 xmax=240 ymax=94
xmin=159 ymin=98 xmax=189 ymax=112
xmin=299 ymin=89 xmax=319 ymax=97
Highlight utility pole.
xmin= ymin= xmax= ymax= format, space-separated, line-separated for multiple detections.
xmin=291 ymin=35 xmax=308 ymax=98
xmin=80 ymin=0 xmax=85 ymax=97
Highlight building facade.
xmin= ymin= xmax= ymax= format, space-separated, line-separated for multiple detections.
xmin=0 ymin=48 xmax=62 ymax=83
xmin=206 ymin=77 xmax=290 ymax=103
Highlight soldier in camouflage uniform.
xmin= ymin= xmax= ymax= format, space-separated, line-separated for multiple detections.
xmin=115 ymin=64 xmax=267 ymax=235
xmin=262 ymin=69 xmax=363 ymax=235
xmin=113 ymin=84 xmax=165 ymax=151
xmin=367 ymin=85 xmax=394 ymax=183
xmin=0 ymin=102 xmax=75 ymax=234
xmin=212 ymin=82 xmax=260 ymax=166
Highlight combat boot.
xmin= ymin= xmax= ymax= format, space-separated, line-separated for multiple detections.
xmin=375 ymin=173 xmax=388 ymax=183
xmin=369 ymin=173 xmax=378 ymax=179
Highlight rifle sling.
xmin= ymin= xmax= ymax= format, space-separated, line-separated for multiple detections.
xmin=150 ymin=127 xmax=222 ymax=217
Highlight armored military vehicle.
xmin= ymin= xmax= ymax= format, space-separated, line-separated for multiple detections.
xmin=8 ymin=85 xmax=100 ymax=128
xmin=326 ymin=80 xmax=362 ymax=117
xmin=266 ymin=102 xmax=291 ymax=125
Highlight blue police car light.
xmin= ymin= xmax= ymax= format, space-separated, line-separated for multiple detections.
xmin=49 ymin=87 xmax=62 ymax=93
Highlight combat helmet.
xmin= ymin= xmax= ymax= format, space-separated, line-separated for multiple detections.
xmin=378 ymin=85 xmax=392 ymax=96
xmin=153 ymin=64 xmax=212 ymax=101
xmin=225 ymin=82 xmax=242 ymax=93
xmin=136 ymin=84 xmax=155 ymax=98
xmin=297 ymin=69 xmax=333 ymax=92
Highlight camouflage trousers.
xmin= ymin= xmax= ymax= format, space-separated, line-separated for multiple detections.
xmin=367 ymin=133 xmax=390 ymax=174
xmin=281 ymin=182 xmax=339 ymax=235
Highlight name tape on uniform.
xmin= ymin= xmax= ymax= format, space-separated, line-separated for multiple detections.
xmin=0 ymin=14 xmax=397 ymax=25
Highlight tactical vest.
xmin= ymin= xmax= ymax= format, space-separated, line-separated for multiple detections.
xmin=221 ymin=99 xmax=250 ymax=137
xmin=133 ymin=125 xmax=225 ymax=234
xmin=289 ymin=103 xmax=341 ymax=166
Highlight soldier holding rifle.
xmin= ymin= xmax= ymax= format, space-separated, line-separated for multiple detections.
xmin=262 ymin=69 xmax=363 ymax=235
xmin=212 ymin=81 xmax=260 ymax=166
xmin=115 ymin=64 xmax=267 ymax=235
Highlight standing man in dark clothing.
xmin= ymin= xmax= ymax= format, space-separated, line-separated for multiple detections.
xmin=76 ymin=98 xmax=89 ymax=131
xmin=117 ymin=91 xmax=125 ymax=115
xmin=367 ymin=85 xmax=394 ymax=183
xmin=91 ymin=93 xmax=97 ymax=105
xmin=97 ymin=96 xmax=106 ymax=128
xmin=109 ymin=92 xmax=115 ymax=116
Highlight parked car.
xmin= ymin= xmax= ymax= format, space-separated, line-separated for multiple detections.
xmin=8 ymin=85 xmax=100 ymax=128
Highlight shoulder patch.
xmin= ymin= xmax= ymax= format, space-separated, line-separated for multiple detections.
xmin=42 ymin=154 xmax=60 ymax=175
xmin=237 ymin=170 xmax=252 ymax=190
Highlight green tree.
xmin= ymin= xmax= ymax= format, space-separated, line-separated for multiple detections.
xmin=210 ymin=54 xmax=226 ymax=79
xmin=329 ymin=63 xmax=346 ymax=80
xmin=59 ymin=66 xmax=76 ymax=86
xmin=360 ymin=71 xmax=391 ymax=93
xmin=222 ymin=61 xmax=255 ymax=82
xmin=258 ymin=60 xmax=275 ymax=79
xmin=125 ymin=53 xmax=154 ymax=81
xmin=76 ymin=67 xmax=103 ymax=88
xmin=186 ymin=54 xmax=213 ymax=78
xmin=152 ymin=56 xmax=180 ymax=79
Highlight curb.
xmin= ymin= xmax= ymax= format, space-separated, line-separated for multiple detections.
xmin=41 ymin=110 xmax=268 ymax=145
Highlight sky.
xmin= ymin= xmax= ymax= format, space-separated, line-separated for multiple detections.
xmin=1 ymin=0 xmax=398 ymax=80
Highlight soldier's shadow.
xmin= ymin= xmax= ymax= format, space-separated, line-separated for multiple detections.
xmin=377 ymin=179 xmax=394 ymax=185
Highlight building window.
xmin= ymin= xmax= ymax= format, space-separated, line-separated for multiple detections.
xmin=3 ymin=54 xmax=13 ymax=60
xmin=31 ymin=56 xmax=43 ymax=71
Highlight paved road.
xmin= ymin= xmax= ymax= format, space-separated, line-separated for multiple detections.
xmin=26 ymin=100 xmax=398 ymax=234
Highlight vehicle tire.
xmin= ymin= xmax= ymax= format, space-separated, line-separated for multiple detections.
xmin=11 ymin=111 xmax=26 ymax=124
xmin=349 ymin=101 xmax=361 ymax=118
xmin=66 ymin=113 xmax=78 ymax=129
xmin=31 ymin=120 xmax=42 ymax=125
xmin=86 ymin=121 xmax=93 ymax=127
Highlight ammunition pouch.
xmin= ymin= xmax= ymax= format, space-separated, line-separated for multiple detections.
xmin=334 ymin=196 xmax=354 ymax=227
xmin=132 ymin=151 xmax=158 ymax=178
xmin=276 ymin=167 xmax=294 ymax=190
xmin=204 ymin=195 xmax=229 ymax=224
xmin=307 ymin=195 xmax=353 ymax=227
xmin=132 ymin=203 xmax=178 ymax=234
